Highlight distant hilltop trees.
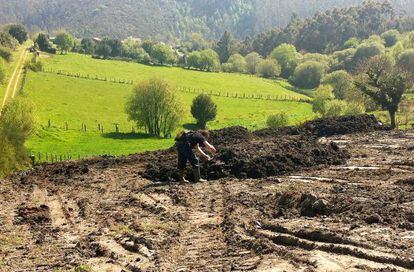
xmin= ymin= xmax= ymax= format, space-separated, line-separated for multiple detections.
xmin=0 ymin=0 xmax=413 ymax=41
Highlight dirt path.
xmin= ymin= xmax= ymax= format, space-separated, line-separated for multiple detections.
xmin=1 ymin=47 xmax=28 ymax=112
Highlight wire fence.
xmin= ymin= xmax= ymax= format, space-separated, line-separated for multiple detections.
xmin=41 ymin=68 xmax=311 ymax=103
xmin=42 ymin=68 xmax=134 ymax=85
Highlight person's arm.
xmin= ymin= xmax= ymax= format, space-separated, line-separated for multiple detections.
xmin=203 ymin=141 xmax=217 ymax=154
xmin=196 ymin=144 xmax=211 ymax=161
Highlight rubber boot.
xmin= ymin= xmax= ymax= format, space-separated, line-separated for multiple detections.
xmin=192 ymin=167 xmax=207 ymax=183
xmin=179 ymin=169 xmax=189 ymax=184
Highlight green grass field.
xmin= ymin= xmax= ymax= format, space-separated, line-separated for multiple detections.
xmin=24 ymin=53 xmax=314 ymax=160
xmin=41 ymin=53 xmax=309 ymax=99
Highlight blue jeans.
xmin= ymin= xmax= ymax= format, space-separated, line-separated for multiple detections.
xmin=176 ymin=143 xmax=199 ymax=170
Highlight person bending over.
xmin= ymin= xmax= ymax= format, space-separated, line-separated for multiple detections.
xmin=175 ymin=130 xmax=216 ymax=183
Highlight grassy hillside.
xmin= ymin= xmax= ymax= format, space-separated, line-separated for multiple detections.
xmin=41 ymin=53 xmax=308 ymax=99
xmin=23 ymin=54 xmax=314 ymax=159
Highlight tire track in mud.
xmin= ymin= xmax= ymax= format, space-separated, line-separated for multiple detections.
xmin=255 ymin=226 xmax=414 ymax=270
xmin=161 ymin=181 xmax=231 ymax=271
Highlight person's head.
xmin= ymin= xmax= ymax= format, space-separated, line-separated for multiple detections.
xmin=198 ymin=130 xmax=210 ymax=140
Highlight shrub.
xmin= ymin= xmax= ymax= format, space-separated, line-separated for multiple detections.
xmin=323 ymin=100 xmax=347 ymax=117
xmin=245 ymin=52 xmax=263 ymax=74
xmin=343 ymin=102 xmax=366 ymax=116
xmin=26 ymin=56 xmax=43 ymax=72
xmin=258 ymin=58 xmax=281 ymax=78
xmin=266 ymin=113 xmax=289 ymax=128
xmin=125 ymin=78 xmax=183 ymax=137
xmin=0 ymin=46 xmax=12 ymax=62
xmin=381 ymin=29 xmax=400 ymax=47
xmin=292 ymin=61 xmax=325 ymax=89
xmin=397 ymin=49 xmax=414 ymax=72
xmin=191 ymin=94 xmax=217 ymax=129
xmin=0 ymin=97 xmax=36 ymax=177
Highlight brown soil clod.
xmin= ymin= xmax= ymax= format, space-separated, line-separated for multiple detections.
xmin=15 ymin=204 xmax=51 ymax=225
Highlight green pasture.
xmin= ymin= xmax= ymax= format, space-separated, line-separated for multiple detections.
xmin=24 ymin=70 xmax=314 ymax=159
xmin=40 ymin=53 xmax=308 ymax=99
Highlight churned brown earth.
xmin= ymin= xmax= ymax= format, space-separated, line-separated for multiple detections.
xmin=0 ymin=116 xmax=413 ymax=271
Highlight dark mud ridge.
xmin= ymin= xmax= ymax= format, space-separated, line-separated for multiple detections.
xmin=142 ymin=114 xmax=384 ymax=182
xmin=15 ymin=114 xmax=385 ymax=184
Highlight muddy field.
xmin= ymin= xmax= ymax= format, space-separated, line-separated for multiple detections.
xmin=1 ymin=115 xmax=414 ymax=271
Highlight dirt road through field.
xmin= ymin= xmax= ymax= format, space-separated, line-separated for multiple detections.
xmin=1 ymin=47 xmax=28 ymax=112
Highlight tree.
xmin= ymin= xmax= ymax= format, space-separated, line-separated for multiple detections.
xmin=54 ymin=32 xmax=75 ymax=54
xmin=266 ymin=113 xmax=289 ymax=128
xmin=0 ymin=61 xmax=5 ymax=84
xmin=142 ymin=39 xmax=156 ymax=54
xmin=322 ymin=70 xmax=354 ymax=100
xmin=343 ymin=37 xmax=360 ymax=49
xmin=381 ymin=29 xmax=400 ymax=47
xmin=397 ymin=49 xmax=414 ymax=72
xmin=352 ymin=42 xmax=385 ymax=68
xmin=199 ymin=49 xmax=220 ymax=72
xmin=355 ymin=55 xmax=413 ymax=128
xmin=215 ymin=31 xmax=234 ymax=63
xmin=0 ymin=47 xmax=12 ymax=62
xmin=187 ymin=51 xmax=202 ymax=69
xmin=245 ymin=52 xmax=263 ymax=74
xmin=101 ymin=38 xmax=123 ymax=57
xmin=258 ymin=59 xmax=281 ymax=79
xmin=292 ymin=61 xmax=325 ymax=89
xmin=270 ymin=43 xmax=299 ymax=78
xmin=185 ymin=33 xmax=210 ymax=52
xmin=0 ymin=97 xmax=35 ymax=176
xmin=5 ymin=24 xmax=28 ymax=44
xmin=330 ymin=48 xmax=356 ymax=72
xmin=80 ymin=38 xmax=96 ymax=54
xmin=34 ymin=33 xmax=50 ymax=51
xmin=125 ymin=78 xmax=183 ymax=137
xmin=95 ymin=43 xmax=112 ymax=59
xmin=312 ymin=85 xmax=335 ymax=116
xmin=223 ymin=54 xmax=246 ymax=73
xmin=191 ymin=94 xmax=217 ymax=129
xmin=150 ymin=44 xmax=177 ymax=65
xmin=0 ymin=32 xmax=19 ymax=50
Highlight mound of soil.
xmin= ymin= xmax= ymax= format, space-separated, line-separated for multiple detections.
xmin=303 ymin=114 xmax=386 ymax=137
xmin=254 ymin=114 xmax=386 ymax=138
xmin=142 ymin=134 xmax=349 ymax=183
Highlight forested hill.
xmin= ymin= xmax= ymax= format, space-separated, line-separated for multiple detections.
xmin=0 ymin=0 xmax=413 ymax=41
